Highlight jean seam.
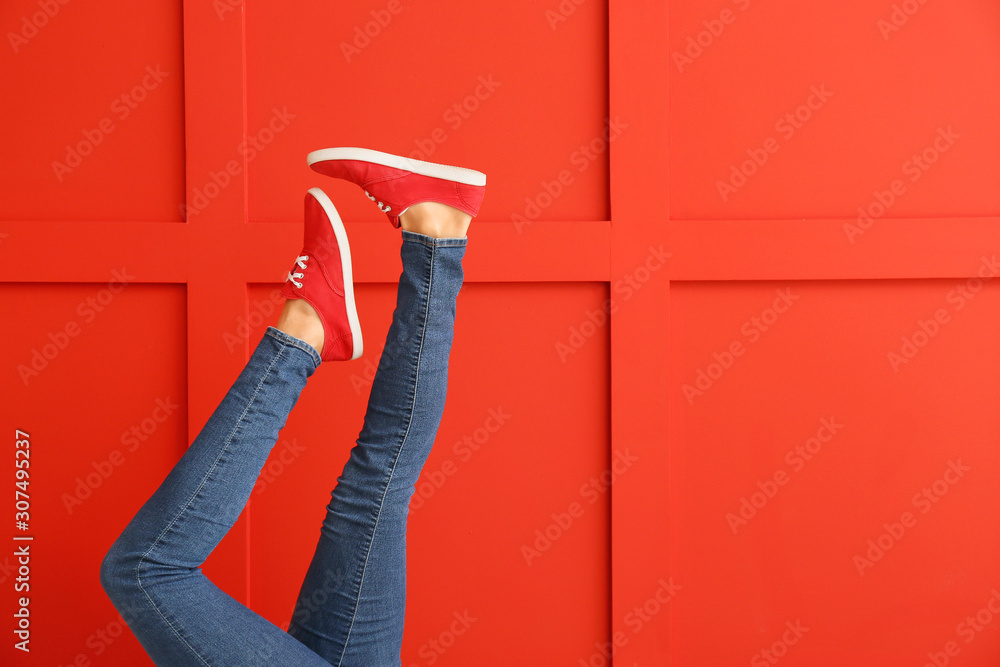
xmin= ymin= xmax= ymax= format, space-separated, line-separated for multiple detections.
xmin=334 ymin=244 xmax=435 ymax=667
xmin=134 ymin=341 xmax=288 ymax=667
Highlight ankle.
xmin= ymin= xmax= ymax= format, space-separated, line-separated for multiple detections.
xmin=276 ymin=299 xmax=324 ymax=354
xmin=399 ymin=202 xmax=472 ymax=238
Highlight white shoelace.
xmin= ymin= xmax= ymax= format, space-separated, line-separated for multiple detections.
xmin=364 ymin=190 xmax=392 ymax=213
xmin=287 ymin=255 xmax=308 ymax=288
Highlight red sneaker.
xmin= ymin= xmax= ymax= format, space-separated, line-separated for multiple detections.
xmin=306 ymin=147 xmax=487 ymax=228
xmin=280 ymin=188 xmax=363 ymax=362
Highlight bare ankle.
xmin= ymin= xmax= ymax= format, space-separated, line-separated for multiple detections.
xmin=276 ymin=299 xmax=324 ymax=353
xmin=399 ymin=202 xmax=472 ymax=238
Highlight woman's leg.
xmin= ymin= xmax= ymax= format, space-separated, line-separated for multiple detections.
xmin=287 ymin=207 xmax=470 ymax=666
xmin=100 ymin=328 xmax=334 ymax=666
xmin=100 ymin=189 xmax=360 ymax=666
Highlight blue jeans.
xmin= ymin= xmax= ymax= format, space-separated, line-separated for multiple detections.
xmin=101 ymin=231 xmax=467 ymax=666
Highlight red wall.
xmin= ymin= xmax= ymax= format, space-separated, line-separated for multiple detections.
xmin=3 ymin=1 xmax=1000 ymax=665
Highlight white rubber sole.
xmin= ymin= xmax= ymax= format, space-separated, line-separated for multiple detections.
xmin=306 ymin=187 xmax=363 ymax=360
xmin=307 ymin=147 xmax=487 ymax=187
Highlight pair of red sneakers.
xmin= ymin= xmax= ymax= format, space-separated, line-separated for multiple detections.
xmin=279 ymin=148 xmax=487 ymax=362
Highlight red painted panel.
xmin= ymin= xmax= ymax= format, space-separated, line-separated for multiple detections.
xmin=669 ymin=279 xmax=1000 ymax=665
xmin=245 ymin=281 xmax=611 ymax=664
xmin=668 ymin=1 xmax=1000 ymax=220
xmin=244 ymin=0 xmax=610 ymax=225
xmin=1 ymin=284 xmax=187 ymax=666
xmin=0 ymin=1 xmax=185 ymax=222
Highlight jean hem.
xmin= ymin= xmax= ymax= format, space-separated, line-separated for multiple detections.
xmin=264 ymin=326 xmax=322 ymax=369
xmin=400 ymin=229 xmax=468 ymax=248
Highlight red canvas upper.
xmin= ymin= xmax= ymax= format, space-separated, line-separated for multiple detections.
xmin=279 ymin=189 xmax=362 ymax=362
xmin=309 ymin=155 xmax=486 ymax=228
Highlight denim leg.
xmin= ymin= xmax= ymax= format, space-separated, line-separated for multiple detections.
xmin=288 ymin=231 xmax=467 ymax=667
xmin=100 ymin=328 xmax=333 ymax=667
